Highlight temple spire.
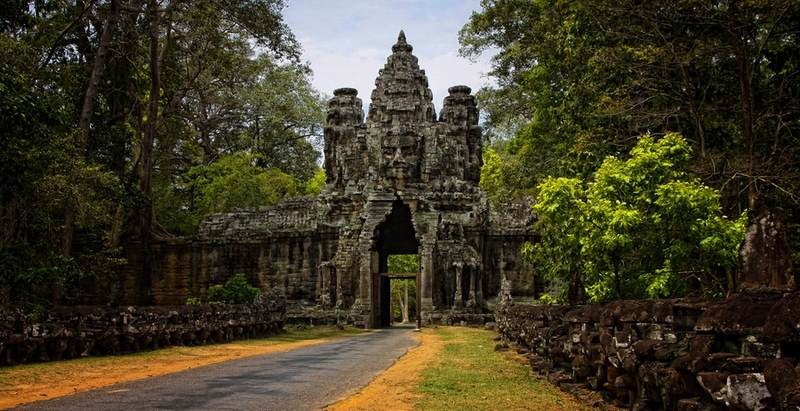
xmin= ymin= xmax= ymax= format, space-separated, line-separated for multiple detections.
xmin=392 ymin=30 xmax=413 ymax=53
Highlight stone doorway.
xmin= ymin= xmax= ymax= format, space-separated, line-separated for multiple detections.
xmin=373 ymin=200 xmax=420 ymax=327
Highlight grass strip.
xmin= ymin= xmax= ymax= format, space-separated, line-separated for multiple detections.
xmin=414 ymin=327 xmax=590 ymax=411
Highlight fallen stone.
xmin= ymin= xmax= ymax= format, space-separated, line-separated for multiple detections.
xmin=724 ymin=373 xmax=772 ymax=411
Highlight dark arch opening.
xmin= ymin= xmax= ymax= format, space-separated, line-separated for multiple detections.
xmin=374 ymin=199 xmax=420 ymax=327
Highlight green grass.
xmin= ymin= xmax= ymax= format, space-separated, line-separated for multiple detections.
xmin=414 ymin=327 xmax=590 ymax=411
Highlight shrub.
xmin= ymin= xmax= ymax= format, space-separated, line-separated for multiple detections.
xmin=207 ymin=274 xmax=262 ymax=304
xmin=185 ymin=297 xmax=201 ymax=306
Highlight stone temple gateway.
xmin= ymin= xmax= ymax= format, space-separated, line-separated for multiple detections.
xmin=120 ymin=32 xmax=541 ymax=327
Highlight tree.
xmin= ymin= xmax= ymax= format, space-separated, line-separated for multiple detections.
xmin=0 ymin=0 xmax=321 ymax=306
xmin=153 ymin=54 xmax=325 ymax=234
xmin=154 ymin=153 xmax=299 ymax=234
xmin=207 ymin=273 xmax=262 ymax=304
xmin=388 ymin=255 xmax=418 ymax=324
xmin=304 ymin=168 xmax=326 ymax=196
xmin=461 ymin=0 xmax=800 ymax=216
xmin=524 ymin=134 xmax=745 ymax=301
xmin=1 ymin=3 xmax=129 ymax=306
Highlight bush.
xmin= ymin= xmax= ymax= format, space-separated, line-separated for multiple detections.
xmin=185 ymin=297 xmax=201 ymax=306
xmin=538 ymin=294 xmax=554 ymax=305
xmin=207 ymin=274 xmax=262 ymax=304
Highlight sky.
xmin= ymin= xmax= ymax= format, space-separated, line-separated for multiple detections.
xmin=282 ymin=0 xmax=493 ymax=113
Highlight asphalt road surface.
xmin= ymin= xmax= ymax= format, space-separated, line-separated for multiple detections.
xmin=11 ymin=325 xmax=420 ymax=411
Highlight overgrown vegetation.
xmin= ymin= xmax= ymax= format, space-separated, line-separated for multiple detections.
xmin=207 ymin=274 xmax=263 ymax=304
xmin=465 ymin=0 xmax=799 ymax=294
xmin=415 ymin=327 xmax=589 ymax=411
xmin=525 ymin=134 xmax=745 ymax=301
xmin=1 ymin=1 xmax=324 ymax=307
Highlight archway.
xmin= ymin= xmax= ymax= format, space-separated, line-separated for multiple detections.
xmin=373 ymin=199 xmax=420 ymax=327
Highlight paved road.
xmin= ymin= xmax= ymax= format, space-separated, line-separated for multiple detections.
xmin=11 ymin=325 xmax=419 ymax=411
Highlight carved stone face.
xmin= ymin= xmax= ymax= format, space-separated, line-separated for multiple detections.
xmin=379 ymin=132 xmax=420 ymax=182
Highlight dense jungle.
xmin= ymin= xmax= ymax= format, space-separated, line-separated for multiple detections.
xmin=1 ymin=0 xmax=798 ymax=310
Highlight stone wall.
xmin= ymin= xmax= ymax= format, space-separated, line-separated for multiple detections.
xmin=495 ymin=292 xmax=800 ymax=411
xmin=0 ymin=287 xmax=286 ymax=366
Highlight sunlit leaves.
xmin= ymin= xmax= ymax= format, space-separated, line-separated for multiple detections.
xmin=189 ymin=152 xmax=299 ymax=214
xmin=528 ymin=133 xmax=745 ymax=301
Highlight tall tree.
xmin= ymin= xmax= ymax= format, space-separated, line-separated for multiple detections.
xmin=1 ymin=2 xmax=124 ymax=305
xmin=1 ymin=0 xmax=322 ymax=306
xmin=461 ymin=0 xmax=800 ymax=213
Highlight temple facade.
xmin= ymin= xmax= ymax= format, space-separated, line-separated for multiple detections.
xmin=119 ymin=32 xmax=541 ymax=327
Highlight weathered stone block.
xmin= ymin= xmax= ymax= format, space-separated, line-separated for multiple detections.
xmin=696 ymin=293 xmax=782 ymax=335
xmin=738 ymin=207 xmax=795 ymax=292
xmin=764 ymin=358 xmax=800 ymax=410
xmin=724 ymin=373 xmax=773 ymax=411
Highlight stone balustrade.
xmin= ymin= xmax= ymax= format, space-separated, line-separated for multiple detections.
xmin=495 ymin=291 xmax=800 ymax=411
xmin=0 ymin=288 xmax=286 ymax=366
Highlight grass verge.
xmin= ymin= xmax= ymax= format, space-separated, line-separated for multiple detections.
xmin=414 ymin=327 xmax=591 ymax=411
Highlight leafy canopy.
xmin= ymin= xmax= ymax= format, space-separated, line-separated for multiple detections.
xmin=189 ymin=153 xmax=299 ymax=212
xmin=524 ymin=134 xmax=745 ymax=301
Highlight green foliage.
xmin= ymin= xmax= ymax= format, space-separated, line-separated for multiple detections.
xmin=190 ymin=153 xmax=299 ymax=212
xmin=0 ymin=0 xmax=321 ymax=306
xmin=388 ymin=255 xmax=418 ymax=323
xmin=525 ymin=134 xmax=746 ymax=301
xmin=480 ymin=145 xmax=533 ymax=202
xmin=387 ymin=254 xmax=419 ymax=274
xmin=461 ymin=0 xmax=800 ymax=226
xmin=158 ymin=153 xmax=301 ymax=234
xmin=538 ymin=294 xmax=554 ymax=305
xmin=207 ymin=274 xmax=262 ymax=304
xmin=185 ymin=297 xmax=201 ymax=306
xmin=207 ymin=285 xmax=229 ymax=303
xmin=304 ymin=168 xmax=326 ymax=195
xmin=26 ymin=307 xmax=46 ymax=323
xmin=0 ymin=25 xmax=126 ymax=306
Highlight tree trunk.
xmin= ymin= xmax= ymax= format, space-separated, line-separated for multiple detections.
xmin=402 ymin=281 xmax=409 ymax=323
xmin=60 ymin=0 xmax=121 ymax=259
xmin=140 ymin=0 xmax=159 ymax=247
xmin=388 ymin=293 xmax=393 ymax=325
xmin=727 ymin=1 xmax=761 ymax=210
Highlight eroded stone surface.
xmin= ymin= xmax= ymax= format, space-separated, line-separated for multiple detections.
xmin=496 ymin=297 xmax=799 ymax=411
xmin=739 ymin=207 xmax=795 ymax=292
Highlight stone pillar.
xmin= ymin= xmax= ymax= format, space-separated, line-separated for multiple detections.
xmin=467 ymin=265 xmax=477 ymax=308
xmin=453 ymin=263 xmax=463 ymax=309
xmin=419 ymin=237 xmax=436 ymax=314
xmin=318 ymin=261 xmax=336 ymax=308
xmin=738 ymin=207 xmax=795 ymax=292
xmin=476 ymin=265 xmax=484 ymax=308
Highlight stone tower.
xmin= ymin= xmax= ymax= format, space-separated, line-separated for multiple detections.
xmin=122 ymin=32 xmax=539 ymax=327
xmin=316 ymin=31 xmax=518 ymax=326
